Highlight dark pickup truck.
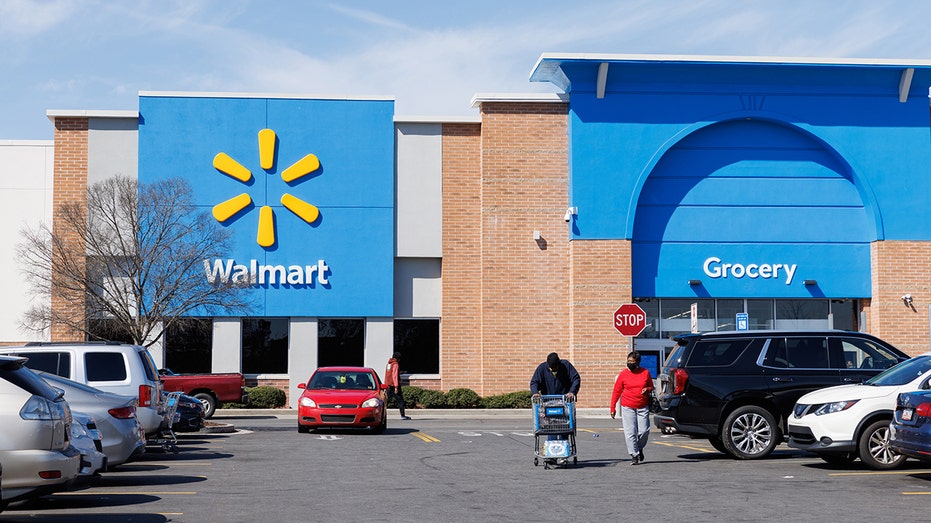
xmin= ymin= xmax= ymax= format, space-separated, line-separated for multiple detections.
xmin=158 ymin=368 xmax=248 ymax=418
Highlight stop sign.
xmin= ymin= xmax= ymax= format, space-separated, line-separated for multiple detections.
xmin=614 ymin=303 xmax=647 ymax=336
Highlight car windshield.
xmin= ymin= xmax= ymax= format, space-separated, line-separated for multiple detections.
xmin=309 ymin=371 xmax=376 ymax=390
xmin=864 ymin=355 xmax=931 ymax=386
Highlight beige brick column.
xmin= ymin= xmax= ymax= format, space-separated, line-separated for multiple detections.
xmin=50 ymin=117 xmax=89 ymax=341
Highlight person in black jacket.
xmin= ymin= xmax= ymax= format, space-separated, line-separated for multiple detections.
xmin=530 ymin=352 xmax=580 ymax=401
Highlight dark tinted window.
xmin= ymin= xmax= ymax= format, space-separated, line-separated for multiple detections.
xmin=764 ymin=337 xmax=829 ymax=369
xmin=165 ymin=318 xmax=213 ymax=373
xmin=394 ymin=319 xmax=439 ymax=374
xmin=317 ymin=319 xmax=364 ymax=368
xmin=686 ymin=339 xmax=750 ymax=366
xmin=85 ymin=352 xmax=128 ymax=381
xmin=243 ymin=318 xmax=289 ymax=374
xmin=838 ymin=337 xmax=901 ymax=370
xmin=14 ymin=352 xmax=71 ymax=378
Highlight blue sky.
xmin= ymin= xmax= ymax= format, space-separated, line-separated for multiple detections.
xmin=4 ymin=0 xmax=931 ymax=139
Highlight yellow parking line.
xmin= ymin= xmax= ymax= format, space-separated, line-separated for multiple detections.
xmin=902 ymin=492 xmax=931 ymax=495
xmin=653 ymin=440 xmax=714 ymax=453
xmin=577 ymin=428 xmax=596 ymax=433
xmin=829 ymin=469 xmax=931 ymax=477
xmin=411 ymin=431 xmax=441 ymax=442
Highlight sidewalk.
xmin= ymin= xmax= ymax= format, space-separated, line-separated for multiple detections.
xmin=213 ymin=408 xmax=611 ymax=420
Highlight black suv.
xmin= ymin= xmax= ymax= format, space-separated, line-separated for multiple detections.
xmin=654 ymin=330 xmax=908 ymax=459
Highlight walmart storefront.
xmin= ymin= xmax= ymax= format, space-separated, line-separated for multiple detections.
xmin=13 ymin=54 xmax=931 ymax=407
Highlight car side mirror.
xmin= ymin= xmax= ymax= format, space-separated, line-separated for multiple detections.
xmin=298 ymin=383 xmax=307 ymax=389
xmin=380 ymin=383 xmax=389 ymax=390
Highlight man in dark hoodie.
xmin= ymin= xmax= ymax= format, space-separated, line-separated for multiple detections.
xmin=385 ymin=352 xmax=411 ymax=420
xmin=530 ymin=352 xmax=581 ymax=401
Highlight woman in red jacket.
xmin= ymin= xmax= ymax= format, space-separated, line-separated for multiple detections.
xmin=609 ymin=351 xmax=654 ymax=465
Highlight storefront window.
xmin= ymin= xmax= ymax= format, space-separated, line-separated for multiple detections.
xmin=242 ymin=318 xmax=289 ymax=374
xmin=715 ymin=300 xmax=744 ymax=331
xmin=165 ymin=318 xmax=212 ymax=373
xmin=774 ymin=299 xmax=830 ymax=330
xmin=747 ymin=300 xmax=774 ymax=330
xmin=317 ymin=319 xmax=364 ymax=367
xmin=394 ymin=319 xmax=439 ymax=374
xmin=830 ymin=300 xmax=858 ymax=331
xmin=660 ymin=299 xmax=714 ymax=339
xmin=86 ymin=318 xmax=134 ymax=343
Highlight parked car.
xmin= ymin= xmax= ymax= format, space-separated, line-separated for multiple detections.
xmin=787 ymin=353 xmax=931 ymax=469
xmin=654 ymin=330 xmax=909 ymax=459
xmin=158 ymin=368 xmax=247 ymax=418
xmin=172 ymin=393 xmax=206 ymax=433
xmin=889 ymin=389 xmax=931 ymax=463
xmin=71 ymin=413 xmax=107 ymax=480
xmin=297 ymin=367 xmax=387 ymax=434
xmin=0 ymin=355 xmax=81 ymax=508
xmin=0 ymin=342 xmax=165 ymax=437
xmin=37 ymin=371 xmax=146 ymax=468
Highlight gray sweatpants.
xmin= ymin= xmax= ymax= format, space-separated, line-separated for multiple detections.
xmin=621 ymin=406 xmax=650 ymax=456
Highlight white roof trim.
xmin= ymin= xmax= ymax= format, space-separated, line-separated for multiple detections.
xmin=46 ymin=110 xmax=138 ymax=121
xmin=470 ymin=92 xmax=569 ymax=108
xmin=394 ymin=115 xmax=482 ymax=124
xmin=0 ymin=139 xmax=53 ymax=146
xmin=139 ymin=91 xmax=395 ymax=101
xmin=533 ymin=52 xmax=931 ymax=68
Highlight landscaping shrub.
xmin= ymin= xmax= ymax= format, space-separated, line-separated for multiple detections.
xmin=482 ymin=390 xmax=532 ymax=409
xmin=418 ymin=388 xmax=447 ymax=408
xmin=246 ymin=386 xmax=287 ymax=408
xmin=445 ymin=388 xmax=483 ymax=408
xmin=390 ymin=385 xmax=426 ymax=408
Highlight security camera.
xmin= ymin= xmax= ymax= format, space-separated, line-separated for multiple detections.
xmin=563 ymin=206 xmax=577 ymax=222
xmin=902 ymin=294 xmax=913 ymax=304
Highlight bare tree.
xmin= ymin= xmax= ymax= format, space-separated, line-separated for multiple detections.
xmin=17 ymin=175 xmax=253 ymax=347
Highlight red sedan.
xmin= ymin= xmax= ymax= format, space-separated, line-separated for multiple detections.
xmin=297 ymin=367 xmax=388 ymax=434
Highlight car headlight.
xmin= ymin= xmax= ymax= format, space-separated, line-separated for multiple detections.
xmin=361 ymin=398 xmax=382 ymax=409
xmin=813 ymin=400 xmax=859 ymax=416
xmin=299 ymin=397 xmax=317 ymax=408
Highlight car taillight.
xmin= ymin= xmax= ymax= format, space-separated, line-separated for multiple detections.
xmin=39 ymin=470 xmax=63 ymax=479
xmin=20 ymin=396 xmax=60 ymax=421
xmin=109 ymin=406 xmax=136 ymax=419
xmin=139 ymin=384 xmax=153 ymax=407
xmin=672 ymin=368 xmax=689 ymax=395
xmin=917 ymin=402 xmax=931 ymax=418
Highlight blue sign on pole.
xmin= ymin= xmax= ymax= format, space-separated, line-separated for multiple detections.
xmin=736 ymin=313 xmax=749 ymax=331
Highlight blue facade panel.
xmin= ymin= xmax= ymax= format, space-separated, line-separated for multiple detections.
xmin=139 ymin=95 xmax=395 ymax=317
xmin=558 ymin=59 xmax=931 ymax=299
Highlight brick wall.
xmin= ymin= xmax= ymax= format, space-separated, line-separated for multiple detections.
xmin=870 ymin=240 xmax=931 ymax=356
xmin=447 ymin=102 xmax=570 ymax=398
xmin=50 ymin=117 xmax=89 ymax=342
xmin=440 ymin=122 xmax=483 ymax=390
xmin=570 ymin=240 xmax=634 ymax=408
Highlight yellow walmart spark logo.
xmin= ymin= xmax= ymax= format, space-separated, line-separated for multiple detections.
xmin=211 ymin=129 xmax=321 ymax=247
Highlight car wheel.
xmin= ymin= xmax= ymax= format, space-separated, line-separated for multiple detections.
xmin=722 ymin=406 xmax=779 ymax=459
xmin=297 ymin=422 xmax=311 ymax=434
xmin=858 ymin=419 xmax=905 ymax=470
xmin=819 ymin=452 xmax=856 ymax=466
xmin=708 ymin=436 xmax=729 ymax=455
xmin=372 ymin=413 xmax=387 ymax=435
xmin=194 ymin=393 xmax=217 ymax=419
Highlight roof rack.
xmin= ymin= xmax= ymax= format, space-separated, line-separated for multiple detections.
xmin=24 ymin=340 xmax=125 ymax=346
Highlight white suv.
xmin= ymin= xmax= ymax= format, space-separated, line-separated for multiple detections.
xmin=0 ymin=355 xmax=81 ymax=508
xmin=788 ymin=353 xmax=931 ymax=469
xmin=0 ymin=342 xmax=165 ymax=436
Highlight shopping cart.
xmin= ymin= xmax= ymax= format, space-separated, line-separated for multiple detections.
xmin=150 ymin=391 xmax=183 ymax=453
xmin=532 ymin=394 xmax=577 ymax=468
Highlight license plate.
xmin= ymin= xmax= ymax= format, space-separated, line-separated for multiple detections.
xmin=902 ymin=408 xmax=914 ymax=421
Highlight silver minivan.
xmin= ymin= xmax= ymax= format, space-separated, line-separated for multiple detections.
xmin=0 ymin=342 xmax=165 ymax=436
xmin=0 ymin=355 xmax=81 ymax=507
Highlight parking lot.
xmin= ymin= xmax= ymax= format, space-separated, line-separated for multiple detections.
xmin=2 ymin=412 xmax=929 ymax=522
